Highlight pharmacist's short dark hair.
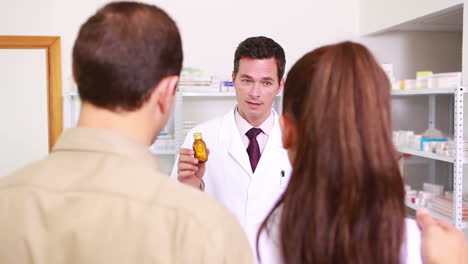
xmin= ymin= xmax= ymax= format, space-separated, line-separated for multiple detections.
xmin=73 ymin=1 xmax=183 ymax=111
xmin=233 ymin=36 xmax=286 ymax=82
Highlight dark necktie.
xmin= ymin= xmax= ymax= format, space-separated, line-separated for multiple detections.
xmin=246 ymin=127 xmax=262 ymax=173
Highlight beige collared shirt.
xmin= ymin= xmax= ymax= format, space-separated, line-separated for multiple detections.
xmin=234 ymin=108 xmax=275 ymax=154
xmin=0 ymin=127 xmax=253 ymax=264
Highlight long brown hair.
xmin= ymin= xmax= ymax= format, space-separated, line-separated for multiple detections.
xmin=258 ymin=42 xmax=405 ymax=264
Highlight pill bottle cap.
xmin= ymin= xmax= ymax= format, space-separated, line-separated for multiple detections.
xmin=193 ymin=133 xmax=202 ymax=140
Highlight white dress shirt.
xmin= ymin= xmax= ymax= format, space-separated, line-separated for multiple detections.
xmin=234 ymin=108 xmax=275 ymax=154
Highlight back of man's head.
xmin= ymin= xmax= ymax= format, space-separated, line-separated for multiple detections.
xmin=73 ymin=1 xmax=183 ymax=112
xmin=233 ymin=36 xmax=285 ymax=82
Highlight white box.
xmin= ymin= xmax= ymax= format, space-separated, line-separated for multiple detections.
xmin=428 ymin=72 xmax=461 ymax=89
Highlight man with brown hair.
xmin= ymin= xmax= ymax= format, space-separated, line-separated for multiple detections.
xmin=0 ymin=2 xmax=252 ymax=263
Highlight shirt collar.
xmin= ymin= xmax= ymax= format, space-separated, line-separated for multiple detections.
xmin=53 ymin=127 xmax=160 ymax=171
xmin=234 ymin=107 xmax=275 ymax=137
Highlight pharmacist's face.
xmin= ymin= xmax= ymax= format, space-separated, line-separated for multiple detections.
xmin=233 ymin=57 xmax=283 ymax=125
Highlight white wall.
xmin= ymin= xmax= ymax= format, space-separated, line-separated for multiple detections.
xmin=0 ymin=0 xmax=59 ymax=35
xmin=0 ymin=0 xmax=357 ymax=93
xmin=158 ymin=0 xmax=356 ymax=77
xmin=0 ymin=49 xmax=49 ymax=177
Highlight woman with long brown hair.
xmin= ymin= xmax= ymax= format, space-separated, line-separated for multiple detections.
xmin=257 ymin=41 xmax=422 ymax=264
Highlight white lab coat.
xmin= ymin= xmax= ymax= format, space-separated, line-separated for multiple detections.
xmin=264 ymin=217 xmax=422 ymax=264
xmin=171 ymin=108 xmax=292 ymax=263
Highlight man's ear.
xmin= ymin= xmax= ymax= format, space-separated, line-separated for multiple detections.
xmin=279 ymin=114 xmax=297 ymax=150
xmin=150 ymin=75 xmax=179 ymax=114
xmin=277 ymin=77 xmax=285 ymax=95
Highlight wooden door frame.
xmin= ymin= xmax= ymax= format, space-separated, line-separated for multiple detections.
xmin=0 ymin=36 xmax=63 ymax=151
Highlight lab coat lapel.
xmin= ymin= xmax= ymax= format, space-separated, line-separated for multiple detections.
xmin=255 ymin=109 xmax=282 ymax=175
xmin=223 ymin=109 xmax=253 ymax=178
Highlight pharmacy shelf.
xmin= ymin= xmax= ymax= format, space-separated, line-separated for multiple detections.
xmin=180 ymin=92 xmax=283 ymax=97
xmin=396 ymin=146 xmax=462 ymax=163
xmin=405 ymin=201 xmax=467 ymax=229
xmin=181 ymin=92 xmax=236 ymax=97
xmin=150 ymin=148 xmax=176 ymax=155
xmin=65 ymin=91 xmax=235 ymax=97
xmin=64 ymin=90 xmax=234 ymax=97
xmin=391 ymin=87 xmax=462 ymax=96
xmin=64 ymin=91 xmax=78 ymax=96
xmin=64 ymin=91 xmax=237 ymax=97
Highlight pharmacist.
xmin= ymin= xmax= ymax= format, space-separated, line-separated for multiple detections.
xmin=171 ymin=36 xmax=292 ymax=262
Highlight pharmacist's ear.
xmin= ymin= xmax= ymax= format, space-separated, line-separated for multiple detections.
xmin=280 ymin=114 xmax=297 ymax=150
xmin=277 ymin=77 xmax=285 ymax=95
xmin=232 ymin=71 xmax=236 ymax=83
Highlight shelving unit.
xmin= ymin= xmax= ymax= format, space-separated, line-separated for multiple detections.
xmin=391 ymin=87 xmax=460 ymax=96
xmin=360 ymin=1 xmax=467 ymax=231
xmin=62 ymin=91 xmax=178 ymax=165
xmin=173 ymin=91 xmax=283 ymax=153
xmin=181 ymin=92 xmax=236 ymax=97
xmin=180 ymin=92 xmax=282 ymax=97
xmin=405 ymin=201 xmax=467 ymax=229
xmin=393 ymin=86 xmax=466 ymax=230
xmin=63 ymin=71 xmax=285 ymax=148
xmin=150 ymin=149 xmax=176 ymax=155
xmin=396 ymin=146 xmax=461 ymax=163
xmin=63 ymin=91 xmax=282 ymax=158
xmin=62 ymin=91 xmax=80 ymax=129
